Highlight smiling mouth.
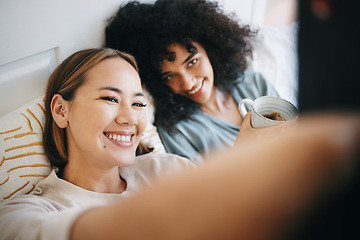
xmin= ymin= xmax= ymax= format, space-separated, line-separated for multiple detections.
xmin=105 ymin=133 xmax=132 ymax=143
xmin=188 ymin=81 xmax=203 ymax=95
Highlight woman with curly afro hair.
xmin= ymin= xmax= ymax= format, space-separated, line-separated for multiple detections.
xmin=105 ymin=0 xmax=279 ymax=164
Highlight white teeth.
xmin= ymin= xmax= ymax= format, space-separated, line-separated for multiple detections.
xmin=105 ymin=133 xmax=131 ymax=143
xmin=189 ymin=82 xmax=202 ymax=95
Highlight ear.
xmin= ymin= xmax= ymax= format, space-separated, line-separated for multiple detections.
xmin=51 ymin=94 xmax=69 ymax=128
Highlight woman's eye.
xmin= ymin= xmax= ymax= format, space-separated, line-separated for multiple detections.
xmin=188 ymin=59 xmax=198 ymax=67
xmin=100 ymin=96 xmax=118 ymax=103
xmin=163 ymin=74 xmax=175 ymax=82
xmin=133 ymin=102 xmax=147 ymax=108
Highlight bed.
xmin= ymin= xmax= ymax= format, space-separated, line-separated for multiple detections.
xmin=0 ymin=0 xmax=298 ymax=202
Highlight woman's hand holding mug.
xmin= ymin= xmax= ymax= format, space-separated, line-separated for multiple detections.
xmin=238 ymin=96 xmax=299 ymax=128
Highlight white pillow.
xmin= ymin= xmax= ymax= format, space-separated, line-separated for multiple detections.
xmin=249 ymin=22 xmax=299 ymax=107
xmin=0 ymin=96 xmax=50 ymax=203
xmin=141 ymin=89 xmax=166 ymax=154
xmin=0 ymin=93 xmax=165 ymax=203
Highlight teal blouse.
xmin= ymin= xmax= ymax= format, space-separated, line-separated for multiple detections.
xmin=157 ymin=71 xmax=279 ymax=164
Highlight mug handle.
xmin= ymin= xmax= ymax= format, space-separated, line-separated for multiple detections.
xmin=238 ymin=98 xmax=254 ymax=118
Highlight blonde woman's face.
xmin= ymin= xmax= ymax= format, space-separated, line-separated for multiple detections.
xmin=65 ymin=57 xmax=147 ymax=168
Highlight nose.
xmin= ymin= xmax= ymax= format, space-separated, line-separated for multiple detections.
xmin=179 ymin=72 xmax=196 ymax=90
xmin=115 ymin=103 xmax=138 ymax=126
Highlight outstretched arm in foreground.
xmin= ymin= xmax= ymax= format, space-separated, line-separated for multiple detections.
xmin=72 ymin=113 xmax=360 ymax=240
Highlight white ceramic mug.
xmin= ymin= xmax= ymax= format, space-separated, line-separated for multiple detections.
xmin=238 ymin=96 xmax=299 ymax=128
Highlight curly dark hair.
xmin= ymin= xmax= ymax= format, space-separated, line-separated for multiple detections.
xmin=105 ymin=0 xmax=257 ymax=132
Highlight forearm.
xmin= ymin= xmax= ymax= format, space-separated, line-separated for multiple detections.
xmin=72 ymin=114 xmax=360 ymax=240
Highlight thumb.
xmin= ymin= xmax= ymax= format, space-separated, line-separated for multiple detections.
xmin=241 ymin=110 xmax=252 ymax=129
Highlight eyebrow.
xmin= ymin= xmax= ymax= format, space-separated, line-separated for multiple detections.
xmin=160 ymin=51 xmax=198 ymax=77
xmin=98 ymin=86 xmax=144 ymax=97
xmin=160 ymin=71 xmax=170 ymax=77
xmin=181 ymin=51 xmax=197 ymax=65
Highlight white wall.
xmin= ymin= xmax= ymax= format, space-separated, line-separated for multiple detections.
xmin=0 ymin=0 xmax=259 ymax=66
xmin=221 ymin=0 xmax=267 ymax=26
xmin=0 ymin=0 xmax=263 ymax=116
xmin=0 ymin=0 xmax=125 ymax=116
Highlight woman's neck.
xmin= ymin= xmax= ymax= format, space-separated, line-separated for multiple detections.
xmin=201 ymin=88 xmax=228 ymax=112
xmin=63 ymin=162 xmax=127 ymax=194
xmin=201 ymin=87 xmax=242 ymax=126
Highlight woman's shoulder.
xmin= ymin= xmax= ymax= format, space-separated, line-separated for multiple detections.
xmin=29 ymin=170 xmax=80 ymax=199
xmin=232 ymin=70 xmax=278 ymax=100
xmin=0 ymin=181 xmax=95 ymax=240
xmin=156 ymin=110 xmax=211 ymax=141
xmin=240 ymin=70 xmax=268 ymax=84
xmin=120 ymin=153 xmax=196 ymax=191
xmin=134 ymin=153 xmax=196 ymax=173
xmin=131 ymin=153 xmax=196 ymax=182
xmin=0 ymin=173 xmax=79 ymax=225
